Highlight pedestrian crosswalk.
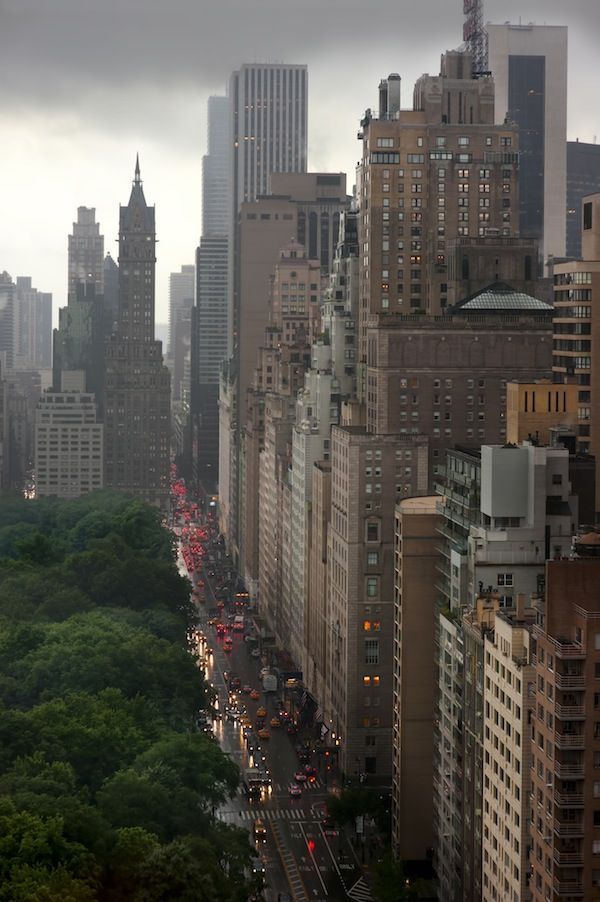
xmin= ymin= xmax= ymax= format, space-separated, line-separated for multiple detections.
xmin=347 ymin=876 xmax=373 ymax=901
xmin=269 ymin=779 xmax=326 ymax=792
xmin=218 ymin=807 xmax=310 ymax=823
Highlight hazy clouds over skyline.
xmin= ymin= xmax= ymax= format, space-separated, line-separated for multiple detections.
xmin=1 ymin=0 xmax=599 ymax=325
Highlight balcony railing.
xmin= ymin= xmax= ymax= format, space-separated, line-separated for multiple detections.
xmin=553 ymin=849 xmax=584 ymax=866
xmin=555 ymin=704 xmax=585 ymax=720
xmin=554 ymin=762 xmax=585 ymax=780
xmin=553 ymin=880 xmax=584 ymax=896
xmin=554 ymin=732 xmax=585 ymax=750
xmin=554 ymin=822 xmax=585 ymax=837
xmin=555 ymin=792 xmax=584 ymax=807
xmin=531 ymin=625 xmax=586 ymax=658
xmin=555 ymin=673 xmax=586 ymax=690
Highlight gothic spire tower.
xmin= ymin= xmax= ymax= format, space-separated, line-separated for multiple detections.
xmin=104 ymin=159 xmax=171 ymax=509
xmin=118 ymin=156 xmax=156 ymax=342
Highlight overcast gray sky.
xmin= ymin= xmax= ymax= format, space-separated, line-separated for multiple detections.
xmin=1 ymin=0 xmax=598 ymax=326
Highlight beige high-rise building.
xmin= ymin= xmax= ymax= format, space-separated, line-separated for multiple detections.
xmin=306 ymin=460 xmax=331 ymax=710
xmin=223 ymin=172 xmax=349 ymax=565
xmin=392 ymin=496 xmax=440 ymax=862
xmin=35 ymin=371 xmax=103 ymax=498
xmin=356 ymin=51 xmax=520 ymax=371
xmin=482 ymin=596 xmax=535 ymax=902
xmin=325 ymin=423 xmax=429 ymax=780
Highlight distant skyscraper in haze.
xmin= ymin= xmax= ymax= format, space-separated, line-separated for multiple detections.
xmin=191 ymin=94 xmax=231 ymax=495
xmin=0 ymin=272 xmax=16 ymax=372
xmin=68 ymin=207 xmax=104 ymax=299
xmin=104 ymin=158 xmax=170 ymax=508
xmin=566 ymin=140 xmax=600 ymax=259
xmin=13 ymin=277 xmax=52 ymax=371
xmin=168 ymin=265 xmax=195 ymax=360
xmin=54 ymin=209 xmax=110 ymax=409
xmin=103 ymin=253 xmax=119 ymax=332
xmin=487 ymin=22 xmax=568 ymax=265
xmin=202 ymin=95 xmax=230 ymax=235
xmin=229 ymin=64 xmax=308 ymax=212
xmin=220 ymin=63 xmax=309 ymax=546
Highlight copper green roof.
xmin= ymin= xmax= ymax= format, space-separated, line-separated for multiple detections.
xmin=452 ymin=281 xmax=553 ymax=312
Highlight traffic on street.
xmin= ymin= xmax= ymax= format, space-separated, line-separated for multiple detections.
xmin=171 ymin=468 xmax=374 ymax=902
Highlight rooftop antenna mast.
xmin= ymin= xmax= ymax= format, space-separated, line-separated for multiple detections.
xmin=463 ymin=0 xmax=489 ymax=77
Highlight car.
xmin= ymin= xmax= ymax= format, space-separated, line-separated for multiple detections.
xmin=256 ymin=707 xmax=267 ymax=718
xmin=288 ymin=783 xmax=302 ymax=798
xmin=224 ymin=644 xmax=232 ymax=654
xmin=304 ymin=765 xmax=318 ymax=778
xmin=251 ymin=858 xmax=266 ymax=876
xmin=287 ymin=724 xmax=298 ymax=736
xmin=249 ymin=689 xmax=260 ymax=700
xmin=205 ymin=647 xmax=213 ymax=656
xmin=270 ymin=717 xmax=281 ymax=728
xmin=257 ymin=728 xmax=270 ymax=740
xmin=251 ymin=648 xmax=261 ymax=658
xmin=241 ymin=685 xmax=252 ymax=694
xmin=294 ymin=771 xmax=307 ymax=783
xmin=253 ymin=819 xmax=267 ymax=841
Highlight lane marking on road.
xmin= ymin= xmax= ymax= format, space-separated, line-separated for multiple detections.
xmin=299 ymin=822 xmax=328 ymax=897
xmin=270 ymin=820 xmax=309 ymax=902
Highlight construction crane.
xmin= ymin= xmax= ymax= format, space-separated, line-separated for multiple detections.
xmin=463 ymin=0 xmax=489 ymax=77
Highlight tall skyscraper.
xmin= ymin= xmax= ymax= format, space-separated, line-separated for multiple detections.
xmin=208 ymin=64 xmax=309 ymax=538
xmin=168 ymin=264 xmax=194 ymax=403
xmin=9 ymin=277 xmax=52 ymax=372
xmin=54 ymin=208 xmax=110 ymax=410
xmin=202 ymin=95 xmax=230 ymax=235
xmin=103 ymin=159 xmax=170 ymax=508
xmin=487 ymin=23 xmax=568 ymax=265
xmin=168 ymin=264 xmax=195 ymax=360
xmin=191 ymin=95 xmax=230 ymax=497
xmin=229 ymin=64 xmax=308 ymax=213
xmin=0 ymin=272 xmax=16 ymax=372
xmin=68 ymin=207 xmax=104 ymax=299
xmin=566 ymin=140 xmax=600 ymax=259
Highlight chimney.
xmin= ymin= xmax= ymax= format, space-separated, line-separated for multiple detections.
xmin=387 ymin=74 xmax=401 ymax=117
xmin=378 ymin=79 xmax=388 ymax=118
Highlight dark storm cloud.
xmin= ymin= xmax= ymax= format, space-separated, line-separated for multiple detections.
xmin=4 ymin=0 xmax=595 ymax=113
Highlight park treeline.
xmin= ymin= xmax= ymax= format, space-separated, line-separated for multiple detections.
xmin=0 ymin=492 xmax=257 ymax=901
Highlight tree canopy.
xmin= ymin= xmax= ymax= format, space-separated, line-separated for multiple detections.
xmin=0 ymin=493 xmax=257 ymax=899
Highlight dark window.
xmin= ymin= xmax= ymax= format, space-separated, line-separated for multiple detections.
xmin=584 ymin=202 xmax=593 ymax=231
xmin=508 ymin=55 xmax=545 ymax=239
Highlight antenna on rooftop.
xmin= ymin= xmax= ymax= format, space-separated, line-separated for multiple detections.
xmin=463 ymin=0 xmax=489 ymax=77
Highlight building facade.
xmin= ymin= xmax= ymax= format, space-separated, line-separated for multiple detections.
xmin=35 ymin=370 xmax=103 ymax=498
xmin=553 ymin=192 xmax=600 ymax=515
xmin=392 ymin=495 xmax=441 ymax=863
xmin=567 ymin=141 xmax=600 ymax=261
xmin=487 ymin=22 xmax=568 ymax=266
xmin=103 ymin=159 xmax=170 ymax=508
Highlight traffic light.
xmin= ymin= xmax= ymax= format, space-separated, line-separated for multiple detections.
xmin=307 ymin=838 xmax=316 ymax=854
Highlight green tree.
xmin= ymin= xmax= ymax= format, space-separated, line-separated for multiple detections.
xmin=0 ymin=798 xmax=97 ymax=898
